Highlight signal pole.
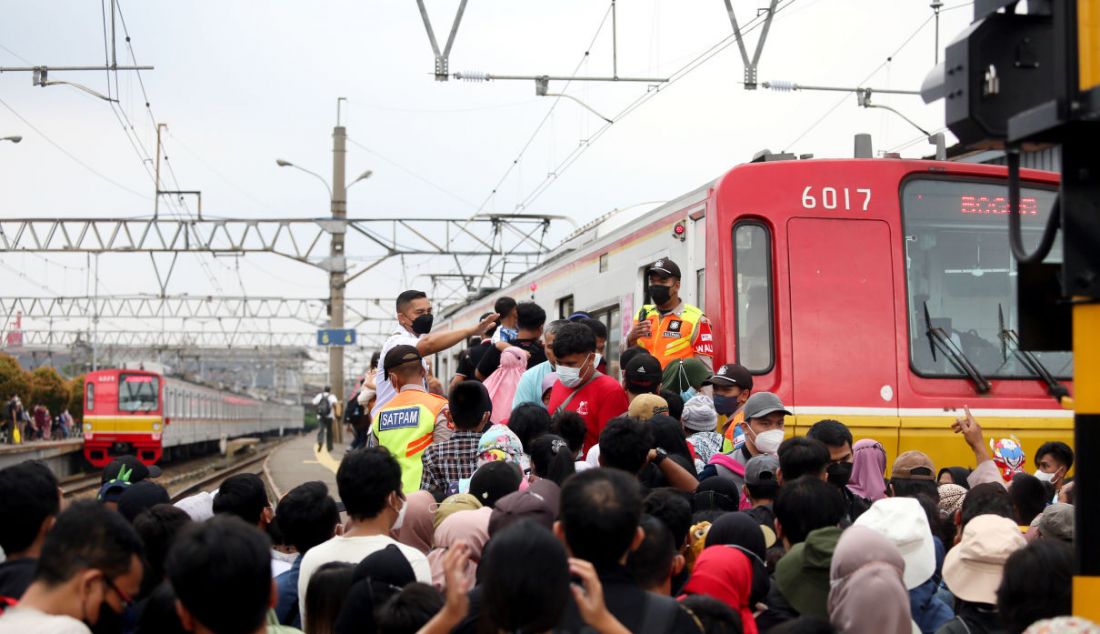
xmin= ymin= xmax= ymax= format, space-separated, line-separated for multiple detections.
xmin=329 ymin=98 xmax=348 ymax=446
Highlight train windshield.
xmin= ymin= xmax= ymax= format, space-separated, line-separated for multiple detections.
xmin=119 ymin=374 xmax=160 ymax=412
xmin=902 ymin=178 xmax=1073 ymax=380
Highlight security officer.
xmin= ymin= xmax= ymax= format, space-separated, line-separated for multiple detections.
xmin=626 ymin=258 xmax=714 ymax=371
xmin=372 ymin=345 xmax=451 ymax=493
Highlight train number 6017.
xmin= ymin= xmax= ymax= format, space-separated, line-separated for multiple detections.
xmin=801 ymin=186 xmax=872 ymax=211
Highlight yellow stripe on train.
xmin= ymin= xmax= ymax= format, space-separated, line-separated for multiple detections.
xmin=84 ymin=415 xmax=163 ymax=433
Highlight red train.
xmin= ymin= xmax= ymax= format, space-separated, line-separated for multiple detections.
xmin=435 ymin=158 xmax=1073 ymax=471
xmin=82 ymin=368 xmax=302 ymax=467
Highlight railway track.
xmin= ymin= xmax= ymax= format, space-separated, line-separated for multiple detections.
xmin=61 ymin=438 xmax=290 ymax=502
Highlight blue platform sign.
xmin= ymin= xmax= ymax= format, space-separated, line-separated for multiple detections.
xmin=317 ymin=328 xmax=356 ymax=346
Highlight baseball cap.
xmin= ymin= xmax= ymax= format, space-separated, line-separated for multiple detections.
xmin=745 ymin=454 xmax=780 ymax=487
xmin=646 ymin=258 xmax=682 ymax=280
xmin=469 ymin=461 xmax=522 ymax=508
xmin=703 ymin=364 xmax=753 ymax=390
xmin=383 ymin=345 xmax=423 ymax=374
xmin=567 ymin=311 xmax=591 ymax=322
xmin=624 ymin=354 xmax=662 ymax=393
xmin=101 ymin=454 xmax=162 ymax=484
xmin=628 ymin=393 xmax=669 ymax=419
xmin=488 ymin=479 xmax=560 ymax=536
xmin=943 ymin=514 xmax=1026 ymax=604
xmin=742 ymin=392 xmax=791 ymax=420
xmin=1038 ymin=503 xmax=1074 ymax=543
xmin=891 ymin=451 xmax=936 ymax=480
xmin=117 ymin=480 xmax=171 ymax=522
xmin=854 ymin=497 xmax=937 ymax=589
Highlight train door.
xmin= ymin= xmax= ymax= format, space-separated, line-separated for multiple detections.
xmin=786 ymin=218 xmax=900 ymax=449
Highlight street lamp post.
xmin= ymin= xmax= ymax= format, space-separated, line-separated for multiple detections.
xmin=276 ymin=107 xmax=372 ymax=446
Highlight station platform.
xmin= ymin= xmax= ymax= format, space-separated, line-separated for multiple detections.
xmin=0 ymin=439 xmax=85 ymax=477
xmin=263 ymin=434 xmax=347 ymax=500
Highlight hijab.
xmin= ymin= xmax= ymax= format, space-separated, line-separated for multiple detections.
xmin=333 ymin=544 xmax=416 ymax=634
xmin=828 ymin=525 xmax=912 ymax=634
xmin=396 ymin=490 xmax=436 ymax=555
xmin=693 ymin=476 xmax=742 ymax=513
xmin=483 ymin=346 xmax=530 ymax=424
xmin=848 ymin=438 xmax=888 ymax=501
xmin=938 ymin=466 xmax=973 ymax=490
xmin=477 ymin=424 xmax=528 ymax=470
xmin=681 ymin=545 xmax=759 ymax=634
xmin=427 ymin=506 xmax=492 ymax=590
xmin=704 ymin=513 xmax=770 ymax=606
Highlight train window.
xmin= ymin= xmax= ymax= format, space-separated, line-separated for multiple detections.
xmin=696 ymin=268 xmax=706 ymax=311
xmin=119 ymin=374 xmax=160 ymax=412
xmin=558 ymin=295 xmax=574 ymax=319
xmin=599 ymin=253 xmax=609 ymax=273
xmin=85 ymin=383 xmax=94 ymax=412
xmin=588 ymin=307 xmax=622 ymax=377
xmin=901 ymin=178 xmax=1071 ymax=379
xmin=733 ymin=222 xmax=774 ymax=373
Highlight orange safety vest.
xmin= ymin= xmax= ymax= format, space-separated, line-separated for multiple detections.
xmin=635 ymin=303 xmax=713 ymax=368
xmin=372 ymin=388 xmax=448 ymax=493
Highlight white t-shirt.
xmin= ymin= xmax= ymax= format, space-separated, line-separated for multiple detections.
xmin=297 ymin=534 xmax=430 ymax=624
xmin=371 ymin=328 xmax=427 ymax=418
xmin=0 ymin=607 xmax=91 ymax=634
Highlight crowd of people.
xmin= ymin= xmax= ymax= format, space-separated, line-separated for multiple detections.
xmin=0 ymin=258 xmax=1087 ymax=633
xmin=3 ymin=395 xmax=76 ymax=444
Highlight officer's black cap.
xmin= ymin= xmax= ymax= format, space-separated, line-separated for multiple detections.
xmin=383 ymin=345 xmax=423 ymax=374
xmin=646 ymin=258 xmax=681 ymax=280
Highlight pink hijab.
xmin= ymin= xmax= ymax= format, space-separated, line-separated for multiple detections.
xmin=828 ymin=526 xmax=912 ymax=634
xmin=426 ymin=506 xmax=492 ymax=590
xmin=483 ymin=346 xmax=530 ymax=424
xmin=848 ymin=439 xmax=888 ymax=501
xmin=396 ymin=490 xmax=436 ymax=555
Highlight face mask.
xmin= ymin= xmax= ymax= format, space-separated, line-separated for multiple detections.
xmin=827 ymin=461 xmax=853 ymax=488
xmin=713 ymin=394 xmax=739 ymax=416
xmin=593 ymin=353 xmax=603 ymax=369
xmin=749 ymin=428 xmax=784 ymax=455
xmin=391 ymin=495 xmax=407 ymax=531
xmin=1034 ymin=468 xmax=1058 ymax=483
xmin=649 ymin=284 xmax=672 ymax=306
xmin=410 ymin=314 xmax=434 ymax=335
xmin=680 ymin=387 xmax=697 ymax=403
xmin=558 ymin=354 xmax=591 ymax=389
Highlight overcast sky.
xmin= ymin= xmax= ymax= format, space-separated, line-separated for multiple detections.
xmin=1 ymin=0 xmax=974 ymax=344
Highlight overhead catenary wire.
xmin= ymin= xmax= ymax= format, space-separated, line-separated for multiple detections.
xmin=347 ymin=137 xmax=479 ymax=210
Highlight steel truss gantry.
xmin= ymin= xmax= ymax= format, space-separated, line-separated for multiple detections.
xmin=2 ymin=295 xmax=397 ymax=325
xmin=14 ymin=329 xmax=391 ymax=349
xmin=0 ymin=214 xmax=559 ymax=292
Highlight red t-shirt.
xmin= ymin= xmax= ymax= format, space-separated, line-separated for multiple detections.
xmin=546 ymin=374 xmax=630 ymax=453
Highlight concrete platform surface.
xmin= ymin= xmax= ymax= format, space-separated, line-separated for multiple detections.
xmin=264 ymin=434 xmax=347 ymax=500
xmin=0 ymin=439 xmax=85 ymax=477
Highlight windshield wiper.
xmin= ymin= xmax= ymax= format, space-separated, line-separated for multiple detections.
xmin=997 ymin=304 xmax=1070 ymax=403
xmin=923 ymin=302 xmax=992 ymax=394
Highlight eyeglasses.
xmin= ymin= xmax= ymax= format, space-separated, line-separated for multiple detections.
xmin=102 ymin=576 xmax=134 ymax=610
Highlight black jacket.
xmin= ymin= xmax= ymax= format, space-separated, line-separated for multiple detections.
xmin=935 ymin=602 xmax=1006 ymax=634
xmin=0 ymin=558 xmax=36 ymax=601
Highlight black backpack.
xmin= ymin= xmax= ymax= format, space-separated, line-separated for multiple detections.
xmin=317 ymin=394 xmax=332 ymax=418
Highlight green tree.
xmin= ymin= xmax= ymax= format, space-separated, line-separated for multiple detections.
xmin=28 ymin=366 xmax=67 ymax=415
xmin=0 ymin=354 xmax=30 ymax=405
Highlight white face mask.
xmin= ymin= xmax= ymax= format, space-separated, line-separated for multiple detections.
xmin=749 ymin=428 xmax=785 ymax=456
xmin=558 ymin=354 xmax=592 ymax=389
xmin=391 ymin=495 xmax=407 ymax=530
xmin=1034 ymin=468 xmax=1058 ymax=484
xmin=593 ymin=353 xmax=603 ymax=370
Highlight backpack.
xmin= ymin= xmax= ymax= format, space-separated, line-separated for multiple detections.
xmin=317 ymin=394 xmax=332 ymax=418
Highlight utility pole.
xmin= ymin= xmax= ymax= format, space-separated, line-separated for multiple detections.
xmin=329 ymin=97 xmax=348 ymax=446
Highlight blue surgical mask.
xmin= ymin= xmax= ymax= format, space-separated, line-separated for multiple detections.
xmin=680 ymin=387 xmax=697 ymax=403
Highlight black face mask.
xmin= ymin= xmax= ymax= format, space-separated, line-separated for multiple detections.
xmin=827 ymin=461 xmax=853 ymax=488
xmin=410 ymin=314 xmax=434 ymax=335
xmin=649 ymin=284 xmax=672 ymax=306
xmin=88 ymin=602 xmax=126 ymax=634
